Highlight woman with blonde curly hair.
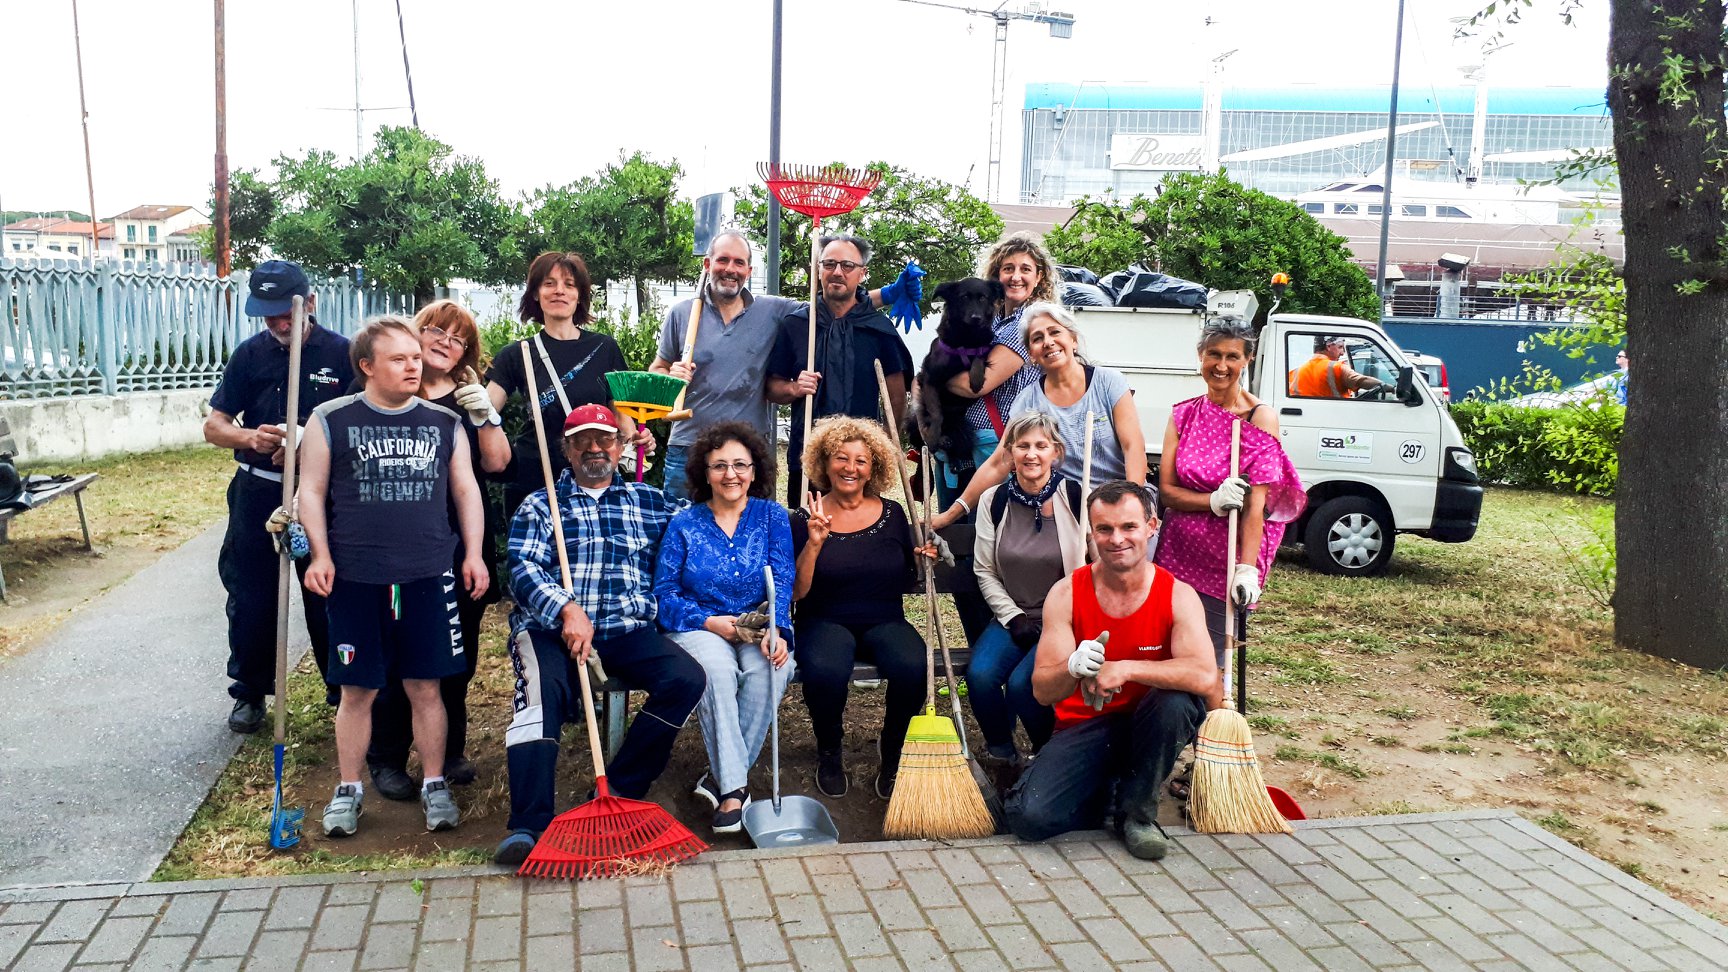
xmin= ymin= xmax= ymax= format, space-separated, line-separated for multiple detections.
xmin=790 ymin=416 xmax=934 ymax=800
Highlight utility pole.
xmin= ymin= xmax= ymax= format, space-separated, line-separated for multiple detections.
xmin=766 ymin=0 xmax=783 ymax=294
xmin=395 ymin=0 xmax=420 ymax=128
xmin=1375 ymin=0 xmax=1407 ymax=303
xmin=214 ymin=0 xmax=231 ymax=276
xmin=71 ymin=0 xmax=102 ymax=261
xmin=353 ymin=0 xmax=364 ymax=159
xmin=892 ymin=0 xmax=1075 ymax=202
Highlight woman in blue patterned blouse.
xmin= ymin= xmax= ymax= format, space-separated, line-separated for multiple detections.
xmin=652 ymin=421 xmax=795 ymax=834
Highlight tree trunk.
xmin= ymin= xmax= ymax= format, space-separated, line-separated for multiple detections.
xmin=1608 ymin=0 xmax=1728 ymax=670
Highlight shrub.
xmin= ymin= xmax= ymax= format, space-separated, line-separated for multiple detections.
xmin=1451 ymin=398 xmax=1621 ymax=496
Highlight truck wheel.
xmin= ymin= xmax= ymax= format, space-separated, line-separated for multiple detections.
xmin=1303 ymin=496 xmax=1395 ymax=576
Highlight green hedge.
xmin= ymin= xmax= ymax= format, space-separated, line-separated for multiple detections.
xmin=1450 ymin=399 xmax=1621 ymax=496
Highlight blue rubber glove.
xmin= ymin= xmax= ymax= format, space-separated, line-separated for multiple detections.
xmin=277 ymin=521 xmax=310 ymax=560
xmin=880 ymin=260 xmax=927 ymax=332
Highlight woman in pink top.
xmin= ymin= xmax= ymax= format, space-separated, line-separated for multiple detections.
xmin=1153 ymin=317 xmax=1305 ymax=673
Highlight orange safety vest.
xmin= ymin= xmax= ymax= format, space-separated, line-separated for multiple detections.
xmin=1288 ymin=354 xmax=1354 ymax=399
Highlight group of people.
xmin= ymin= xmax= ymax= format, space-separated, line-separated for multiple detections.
xmin=204 ymin=225 xmax=1304 ymax=865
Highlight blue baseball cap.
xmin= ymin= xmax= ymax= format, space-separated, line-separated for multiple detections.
xmin=245 ymin=260 xmax=312 ymax=317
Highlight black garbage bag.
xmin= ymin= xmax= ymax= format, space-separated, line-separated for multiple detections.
xmin=1061 ymin=281 xmax=1113 ymax=307
xmin=1105 ymin=265 xmax=1210 ymax=310
xmin=1057 ymin=265 xmax=1099 ymax=285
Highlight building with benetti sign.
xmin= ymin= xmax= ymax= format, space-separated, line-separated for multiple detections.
xmin=1018 ymin=83 xmax=1613 ymax=206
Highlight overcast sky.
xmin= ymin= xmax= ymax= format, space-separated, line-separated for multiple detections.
xmin=1 ymin=0 xmax=1609 ymax=217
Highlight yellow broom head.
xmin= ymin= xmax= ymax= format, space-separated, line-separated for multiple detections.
xmin=1189 ymin=708 xmax=1293 ymax=835
xmin=882 ymin=712 xmax=994 ymax=840
xmin=605 ymin=371 xmax=688 ymax=425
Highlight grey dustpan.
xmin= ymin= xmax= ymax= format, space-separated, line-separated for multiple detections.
xmin=744 ymin=566 xmax=839 ymax=848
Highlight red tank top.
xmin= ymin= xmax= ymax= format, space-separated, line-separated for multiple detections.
xmin=1055 ymin=563 xmax=1177 ymax=729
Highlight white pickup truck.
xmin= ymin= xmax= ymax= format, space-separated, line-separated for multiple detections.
xmin=905 ymin=296 xmax=1484 ymax=575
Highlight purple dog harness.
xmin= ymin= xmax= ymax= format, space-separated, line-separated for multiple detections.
xmin=934 ymin=338 xmax=993 ymax=363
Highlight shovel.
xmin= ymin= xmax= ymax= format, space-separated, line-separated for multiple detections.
xmin=744 ymin=565 xmax=839 ymax=848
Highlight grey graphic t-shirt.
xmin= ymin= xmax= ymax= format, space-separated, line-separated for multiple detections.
xmin=314 ymin=394 xmax=461 ymax=584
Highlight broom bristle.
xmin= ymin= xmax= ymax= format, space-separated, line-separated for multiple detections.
xmin=883 ymin=720 xmax=995 ymax=840
xmin=1189 ymin=709 xmax=1292 ymax=835
xmin=519 ymin=793 xmax=708 ymax=880
xmin=605 ymin=371 xmax=688 ymax=424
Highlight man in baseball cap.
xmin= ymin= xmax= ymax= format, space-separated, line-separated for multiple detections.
xmin=494 ymin=401 xmax=705 ymax=865
xmin=204 ymin=259 xmax=355 ymax=733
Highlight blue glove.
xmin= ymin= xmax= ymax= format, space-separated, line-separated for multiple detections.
xmin=880 ymin=260 xmax=927 ymax=332
xmin=276 ymin=521 xmax=310 ymax=560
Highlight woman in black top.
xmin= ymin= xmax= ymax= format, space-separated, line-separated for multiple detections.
xmin=790 ymin=416 xmax=934 ymax=802
xmin=366 ymin=300 xmax=510 ymax=796
xmin=483 ymin=251 xmax=645 ymax=514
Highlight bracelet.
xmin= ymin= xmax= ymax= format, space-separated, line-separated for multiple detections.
xmin=954 ymin=497 xmax=971 ymax=515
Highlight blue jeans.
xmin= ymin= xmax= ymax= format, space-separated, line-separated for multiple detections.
xmin=661 ymin=444 xmax=691 ymax=501
xmin=967 ymin=621 xmax=1054 ymax=755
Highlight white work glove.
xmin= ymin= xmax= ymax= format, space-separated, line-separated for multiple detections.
xmin=1067 ymin=638 xmax=1106 ymax=680
xmin=1208 ymin=476 xmax=1250 ymax=516
xmin=454 ymin=377 xmax=497 ymax=427
xmin=1231 ymin=563 xmax=1262 ymax=607
xmin=930 ymin=532 xmax=955 ymax=567
xmin=264 ymin=506 xmax=292 ymax=534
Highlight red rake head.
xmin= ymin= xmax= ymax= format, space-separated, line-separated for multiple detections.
xmin=517 ymin=793 xmax=708 ymax=880
xmin=757 ymin=162 xmax=882 ymax=220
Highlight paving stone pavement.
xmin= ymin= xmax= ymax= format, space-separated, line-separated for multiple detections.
xmin=2 ymin=810 xmax=1723 ymax=971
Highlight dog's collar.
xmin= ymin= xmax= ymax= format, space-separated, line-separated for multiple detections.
xmin=935 ymin=338 xmax=994 ymax=360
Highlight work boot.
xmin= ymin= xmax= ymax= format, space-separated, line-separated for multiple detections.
xmin=369 ymin=765 xmax=418 ymax=802
xmin=228 ymin=698 xmax=264 ymax=735
xmin=1123 ymin=816 xmax=1171 ymax=861
xmin=322 ymin=785 xmax=363 ymax=838
xmin=422 ymin=780 xmax=459 ymax=832
xmin=816 ymin=748 xmax=849 ymax=798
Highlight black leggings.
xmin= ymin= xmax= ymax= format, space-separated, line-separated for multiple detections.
xmin=796 ymin=618 xmax=927 ymax=766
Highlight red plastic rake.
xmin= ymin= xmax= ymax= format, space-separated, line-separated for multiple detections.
xmin=757 ymin=162 xmax=882 ymax=499
xmin=514 ymin=343 xmax=707 ymax=879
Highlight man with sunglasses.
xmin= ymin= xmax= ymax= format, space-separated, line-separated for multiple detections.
xmin=767 ymin=235 xmax=915 ymax=507
xmin=493 ymin=404 xmax=705 ymax=865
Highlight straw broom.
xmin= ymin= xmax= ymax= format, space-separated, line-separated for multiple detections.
xmin=1189 ymin=419 xmax=1291 ymax=835
xmin=876 ymin=361 xmax=994 ymax=840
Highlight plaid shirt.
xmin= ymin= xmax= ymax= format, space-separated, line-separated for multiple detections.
xmin=507 ymin=471 xmax=684 ymax=640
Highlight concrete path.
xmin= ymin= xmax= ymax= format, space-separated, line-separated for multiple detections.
xmin=1 ymin=811 xmax=1723 ymax=971
xmin=0 ymin=521 xmax=311 ymax=888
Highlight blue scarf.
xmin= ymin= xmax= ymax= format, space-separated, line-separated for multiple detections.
xmin=1004 ymin=473 xmax=1063 ymax=532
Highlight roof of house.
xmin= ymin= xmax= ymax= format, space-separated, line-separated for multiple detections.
xmin=3 ymin=218 xmax=113 ymax=239
xmin=167 ymin=223 xmax=211 ymax=240
xmin=109 ymin=205 xmax=193 ymax=222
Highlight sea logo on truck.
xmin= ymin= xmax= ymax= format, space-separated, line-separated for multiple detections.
xmin=1317 ymin=431 xmax=1373 ymax=465
xmin=1398 ymin=439 xmax=1427 ymax=464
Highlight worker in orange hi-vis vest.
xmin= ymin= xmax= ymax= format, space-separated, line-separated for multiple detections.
xmin=1287 ymin=335 xmax=1384 ymax=398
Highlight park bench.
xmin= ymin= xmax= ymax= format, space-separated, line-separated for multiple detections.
xmin=596 ymin=523 xmax=978 ymax=760
xmin=0 ymin=473 xmax=100 ymax=601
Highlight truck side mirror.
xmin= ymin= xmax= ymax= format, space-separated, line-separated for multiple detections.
xmin=1396 ymin=366 xmax=1422 ymax=406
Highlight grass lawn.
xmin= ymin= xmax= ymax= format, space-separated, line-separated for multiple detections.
xmin=115 ymin=460 xmax=1723 ymax=919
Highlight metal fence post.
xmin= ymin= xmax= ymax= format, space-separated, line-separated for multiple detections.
xmin=95 ymin=261 xmax=119 ymax=396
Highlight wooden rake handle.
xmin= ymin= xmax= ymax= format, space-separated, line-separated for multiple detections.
xmin=666 ymin=272 xmax=705 ymax=422
xmin=875 ymin=359 xmax=935 ymax=706
xmin=1223 ymin=419 xmax=1242 ymax=708
xmin=521 ymin=342 xmax=608 ymax=784
xmin=273 ymin=295 xmax=306 ymax=745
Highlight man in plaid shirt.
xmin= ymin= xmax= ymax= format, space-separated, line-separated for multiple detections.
xmin=494 ymin=403 xmax=707 ymax=866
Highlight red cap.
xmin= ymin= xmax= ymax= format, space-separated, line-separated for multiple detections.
xmin=563 ymin=403 xmax=620 ymax=437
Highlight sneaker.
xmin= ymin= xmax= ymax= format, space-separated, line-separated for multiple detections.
xmin=1123 ymin=816 xmax=1171 ymax=861
xmin=494 ymin=829 xmax=538 ymax=866
xmin=712 ymin=789 xmax=751 ymax=834
xmin=369 ymin=765 xmax=418 ymax=802
xmin=874 ymin=767 xmax=897 ymax=800
xmin=816 ymin=748 xmax=848 ymax=798
xmin=227 ymin=698 xmax=264 ymax=734
xmin=322 ymin=785 xmax=363 ymax=838
xmin=422 ymin=780 xmax=460 ymax=832
xmin=692 ymin=772 xmax=722 ymax=811
xmin=445 ymin=756 xmax=477 ymax=787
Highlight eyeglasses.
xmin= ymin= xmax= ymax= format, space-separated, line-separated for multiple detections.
xmin=569 ymin=432 xmax=618 ymax=448
xmin=707 ymin=461 xmax=755 ymax=475
xmin=818 ymin=259 xmax=865 ymax=273
xmin=422 ymin=323 xmax=468 ymax=352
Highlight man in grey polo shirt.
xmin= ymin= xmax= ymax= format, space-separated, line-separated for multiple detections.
xmin=651 ymin=230 xmax=796 ymax=500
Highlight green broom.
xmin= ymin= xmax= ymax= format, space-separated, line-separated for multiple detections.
xmin=876 ymin=361 xmax=994 ymax=840
xmin=604 ymin=371 xmax=688 ymax=484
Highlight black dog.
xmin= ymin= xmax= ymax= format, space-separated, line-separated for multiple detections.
xmin=908 ymin=277 xmax=1004 ymax=461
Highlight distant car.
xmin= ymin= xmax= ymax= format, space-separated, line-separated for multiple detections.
xmin=1507 ymin=372 xmax=1625 ymax=408
xmin=1406 ymin=351 xmax=1449 ymax=404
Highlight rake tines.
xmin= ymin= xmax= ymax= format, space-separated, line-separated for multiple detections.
xmin=518 ymin=791 xmax=707 ymax=880
xmin=757 ymin=162 xmax=883 ymax=220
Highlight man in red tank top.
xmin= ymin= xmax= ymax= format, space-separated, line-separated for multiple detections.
xmin=1004 ymin=481 xmax=1217 ymax=860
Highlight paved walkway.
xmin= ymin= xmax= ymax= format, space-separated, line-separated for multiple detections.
xmin=0 ymin=521 xmax=312 ymax=887
xmin=2 ymin=811 xmax=1723 ymax=971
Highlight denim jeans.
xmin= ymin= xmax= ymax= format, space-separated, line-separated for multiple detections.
xmin=1004 ymin=688 xmax=1205 ymax=841
xmin=966 ymin=621 xmax=1054 ymax=755
xmin=661 ymin=444 xmax=691 ymax=501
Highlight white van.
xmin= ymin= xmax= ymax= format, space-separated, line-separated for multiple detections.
xmin=1064 ymin=301 xmax=1483 ymax=576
